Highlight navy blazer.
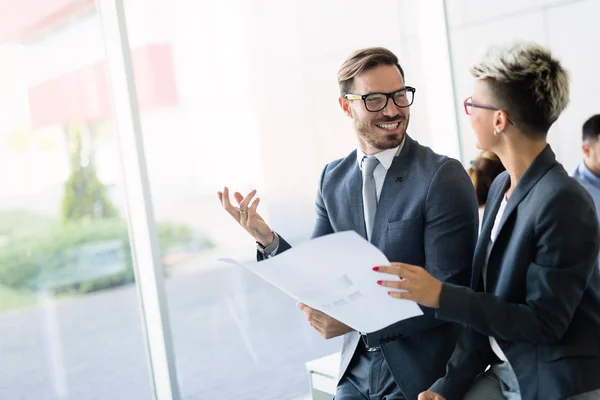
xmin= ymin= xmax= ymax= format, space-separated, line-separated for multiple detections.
xmin=431 ymin=145 xmax=600 ymax=400
xmin=261 ymin=135 xmax=478 ymax=399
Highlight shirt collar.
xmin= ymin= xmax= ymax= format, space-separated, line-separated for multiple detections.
xmin=577 ymin=160 xmax=600 ymax=185
xmin=356 ymin=135 xmax=406 ymax=171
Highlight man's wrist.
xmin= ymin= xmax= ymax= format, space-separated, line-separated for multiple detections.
xmin=257 ymin=231 xmax=279 ymax=256
xmin=257 ymin=231 xmax=275 ymax=248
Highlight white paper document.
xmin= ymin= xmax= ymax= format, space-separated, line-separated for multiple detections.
xmin=219 ymin=231 xmax=423 ymax=333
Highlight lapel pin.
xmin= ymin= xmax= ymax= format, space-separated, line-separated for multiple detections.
xmin=395 ymin=176 xmax=403 ymax=183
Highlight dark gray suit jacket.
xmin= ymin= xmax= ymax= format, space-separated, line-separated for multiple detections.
xmin=431 ymin=145 xmax=600 ymax=400
xmin=261 ymin=135 xmax=478 ymax=399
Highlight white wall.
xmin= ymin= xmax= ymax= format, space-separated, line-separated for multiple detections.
xmin=239 ymin=0 xmax=406 ymax=240
xmin=162 ymin=0 xmax=461 ymax=245
xmin=446 ymin=0 xmax=600 ymax=172
xmin=224 ymin=0 xmax=459 ymax=241
xmin=398 ymin=0 xmax=462 ymax=160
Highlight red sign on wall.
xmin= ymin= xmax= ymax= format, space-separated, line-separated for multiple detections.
xmin=28 ymin=44 xmax=179 ymax=128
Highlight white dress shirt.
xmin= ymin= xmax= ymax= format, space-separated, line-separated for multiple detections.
xmin=486 ymin=194 xmax=510 ymax=362
xmin=356 ymin=136 xmax=406 ymax=201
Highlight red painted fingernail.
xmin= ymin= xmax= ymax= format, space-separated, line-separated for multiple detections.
xmin=377 ymin=280 xmax=382 ymax=285
xmin=388 ymin=291 xmax=393 ymax=295
xmin=372 ymin=267 xmax=379 ymax=271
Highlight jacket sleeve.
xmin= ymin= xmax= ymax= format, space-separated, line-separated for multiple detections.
xmin=429 ymin=326 xmax=495 ymax=400
xmin=311 ymin=163 xmax=334 ymax=239
xmin=436 ymin=186 xmax=600 ymax=345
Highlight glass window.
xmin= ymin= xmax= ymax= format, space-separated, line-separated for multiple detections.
xmin=0 ymin=3 xmax=153 ymax=399
xmin=120 ymin=0 xmax=412 ymax=398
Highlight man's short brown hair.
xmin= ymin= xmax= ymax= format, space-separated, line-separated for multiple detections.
xmin=337 ymin=47 xmax=405 ymax=96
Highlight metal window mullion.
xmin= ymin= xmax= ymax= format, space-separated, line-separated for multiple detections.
xmin=442 ymin=0 xmax=464 ymax=162
xmin=96 ymin=0 xmax=180 ymax=399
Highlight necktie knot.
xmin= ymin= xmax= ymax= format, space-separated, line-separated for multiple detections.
xmin=362 ymin=156 xmax=379 ymax=177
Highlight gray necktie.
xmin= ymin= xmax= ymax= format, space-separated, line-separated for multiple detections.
xmin=362 ymin=156 xmax=380 ymax=241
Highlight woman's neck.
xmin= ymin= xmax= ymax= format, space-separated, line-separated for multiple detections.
xmin=495 ymin=136 xmax=548 ymax=199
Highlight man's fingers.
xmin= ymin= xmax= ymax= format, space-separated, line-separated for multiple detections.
xmin=309 ymin=321 xmax=325 ymax=335
xmin=239 ymin=189 xmax=257 ymax=212
xmin=248 ymin=197 xmax=260 ymax=219
xmin=233 ymin=191 xmax=244 ymax=205
xmin=298 ymin=303 xmax=325 ymax=324
xmin=221 ymin=187 xmax=232 ymax=207
xmin=249 ymin=197 xmax=260 ymax=212
xmin=300 ymin=303 xmax=325 ymax=332
xmin=310 ymin=310 xmax=326 ymax=324
xmin=220 ymin=187 xmax=240 ymax=218
xmin=298 ymin=302 xmax=313 ymax=317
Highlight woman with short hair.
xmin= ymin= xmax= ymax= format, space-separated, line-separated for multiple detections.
xmin=377 ymin=42 xmax=600 ymax=400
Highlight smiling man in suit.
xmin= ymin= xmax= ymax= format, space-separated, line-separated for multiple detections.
xmin=217 ymin=47 xmax=478 ymax=399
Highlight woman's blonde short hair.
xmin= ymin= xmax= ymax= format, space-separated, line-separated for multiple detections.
xmin=337 ymin=47 xmax=404 ymax=96
xmin=470 ymin=42 xmax=570 ymax=136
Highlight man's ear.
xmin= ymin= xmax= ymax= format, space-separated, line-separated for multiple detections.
xmin=583 ymin=142 xmax=592 ymax=158
xmin=339 ymin=97 xmax=353 ymax=118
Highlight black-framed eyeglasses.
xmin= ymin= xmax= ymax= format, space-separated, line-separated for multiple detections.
xmin=345 ymin=87 xmax=416 ymax=112
xmin=463 ymin=96 xmax=515 ymax=125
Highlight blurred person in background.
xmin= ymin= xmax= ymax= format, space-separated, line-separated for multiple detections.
xmin=218 ymin=47 xmax=478 ymax=399
xmin=467 ymin=150 xmax=506 ymax=229
xmin=574 ymin=114 xmax=600 ymax=219
xmin=377 ymin=42 xmax=600 ymax=400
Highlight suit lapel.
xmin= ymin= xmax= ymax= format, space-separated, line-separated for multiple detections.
xmin=480 ymin=145 xmax=558 ymax=290
xmin=471 ymin=175 xmax=509 ymax=289
xmin=344 ymin=158 xmax=367 ymax=239
xmin=370 ymin=136 xmax=414 ymax=246
xmin=491 ymin=145 xmax=557 ymax=245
